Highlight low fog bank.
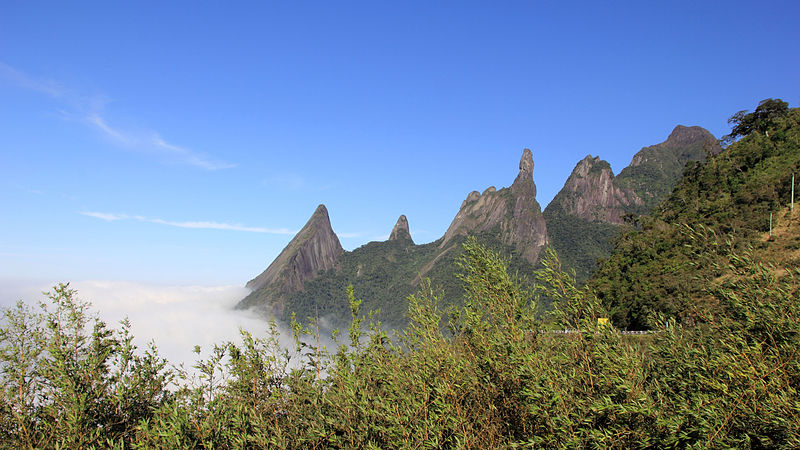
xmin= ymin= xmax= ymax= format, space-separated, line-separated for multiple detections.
xmin=0 ymin=279 xmax=299 ymax=371
xmin=0 ymin=278 xmax=52 ymax=310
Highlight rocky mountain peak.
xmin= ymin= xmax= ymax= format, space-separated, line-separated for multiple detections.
xmin=440 ymin=148 xmax=547 ymax=264
xmin=519 ymin=148 xmax=534 ymax=176
xmin=664 ymin=125 xmax=717 ymax=149
xmin=239 ymin=204 xmax=343 ymax=313
xmin=389 ymin=214 xmax=413 ymax=243
xmin=512 ymin=148 xmax=536 ymax=197
xmin=574 ymin=154 xmax=601 ymax=177
xmin=306 ymin=204 xmax=332 ymax=228
xmin=543 ymin=124 xmax=720 ymax=283
xmin=629 ymin=125 xmax=721 ymax=168
xmin=546 ymin=155 xmax=641 ymax=224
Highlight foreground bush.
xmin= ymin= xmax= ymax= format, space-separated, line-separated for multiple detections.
xmin=1 ymin=235 xmax=799 ymax=448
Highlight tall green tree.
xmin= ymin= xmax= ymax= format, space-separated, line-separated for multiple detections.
xmin=725 ymin=98 xmax=789 ymax=143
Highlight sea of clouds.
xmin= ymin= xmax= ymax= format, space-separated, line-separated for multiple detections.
xmin=0 ymin=279 xmax=296 ymax=372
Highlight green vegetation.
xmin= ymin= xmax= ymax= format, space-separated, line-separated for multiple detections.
xmin=3 ymin=234 xmax=799 ymax=447
xmin=282 ymin=237 xmax=441 ymax=331
xmin=282 ymin=230 xmax=537 ymax=332
xmin=616 ymin=126 xmax=718 ymax=214
xmin=591 ymin=102 xmax=800 ymax=329
xmin=541 ymin=210 xmax=623 ymax=285
xmin=725 ymin=98 xmax=790 ymax=143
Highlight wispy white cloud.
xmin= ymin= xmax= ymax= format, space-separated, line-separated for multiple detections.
xmin=1 ymin=62 xmax=235 ymax=171
xmin=11 ymin=184 xmax=78 ymax=202
xmin=20 ymin=186 xmax=44 ymax=195
xmin=0 ymin=62 xmax=66 ymax=98
xmin=86 ymin=113 xmax=133 ymax=144
xmin=152 ymin=134 xmax=237 ymax=170
xmin=81 ymin=211 xmax=295 ymax=234
xmin=267 ymin=173 xmax=307 ymax=190
xmin=148 ymin=218 xmax=293 ymax=234
xmin=337 ymin=232 xmax=363 ymax=238
xmin=81 ymin=211 xmax=128 ymax=221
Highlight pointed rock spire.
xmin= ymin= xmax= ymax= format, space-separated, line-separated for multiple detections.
xmin=243 ymin=204 xmax=343 ymax=295
xmin=512 ymin=148 xmax=536 ymax=198
xmin=439 ymin=148 xmax=547 ymax=265
xmin=519 ymin=148 xmax=534 ymax=176
xmin=388 ymin=215 xmax=413 ymax=243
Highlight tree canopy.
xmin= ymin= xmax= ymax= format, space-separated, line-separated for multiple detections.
xmin=725 ymin=98 xmax=790 ymax=143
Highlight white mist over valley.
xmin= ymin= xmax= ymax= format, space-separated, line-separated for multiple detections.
xmin=0 ymin=279 xmax=295 ymax=371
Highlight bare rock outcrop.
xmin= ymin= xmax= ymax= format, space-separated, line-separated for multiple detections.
xmin=542 ymin=124 xmax=720 ymax=284
xmin=440 ymin=148 xmax=547 ymax=264
xmin=547 ymin=155 xmax=642 ymax=224
xmin=238 ymin=204 xmax=343 ymax=313
xmin=547 ymin=125 xmax=720 ymax=225
xmin=388 ymin=215 xmax=413 ymax=243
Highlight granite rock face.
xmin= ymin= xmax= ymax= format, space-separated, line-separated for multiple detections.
xmin=389 ymin=215 xmax=413 ymax=243
xmin=547 ymin=155 xmax=642 ymax=224
xmin=547 ymin=125 xmax=720 ymax=225
xmin=241 ymin=148 xmax=550 ymax=323
xmin=440 ymin=148 xmax=548 ymax=264
xmin=237 ymin=204 xmax=343 ymax=314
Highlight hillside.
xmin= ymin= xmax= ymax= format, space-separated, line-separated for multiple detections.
xmin=617 ymin=125 xmax=721 ymax=214
xmin=590 ymin=101 xmax=799 ymax=329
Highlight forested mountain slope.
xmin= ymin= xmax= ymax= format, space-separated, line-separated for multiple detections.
xmin=590 ymin=100 xmax=799 ymax=329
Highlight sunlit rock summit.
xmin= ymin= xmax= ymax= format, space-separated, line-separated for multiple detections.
xmin=237 ymin=204 xmax=343 ymax=316
xmin=547 ymin=155 xmax=642 ymax=224
xmin=439 ymin=148 xmax=547 ymax=264
xmin=388 ymin=215 xmax=413 ymax=243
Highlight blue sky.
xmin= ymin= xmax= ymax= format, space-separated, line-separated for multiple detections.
xmin=2 ymin=0 xmax=799 ymax=287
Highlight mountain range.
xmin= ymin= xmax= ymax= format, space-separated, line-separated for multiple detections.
xmin=237 ymin=125 xmax=720 ymax=329
xmin=544 ymin=125 xmax=720 ymax=282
